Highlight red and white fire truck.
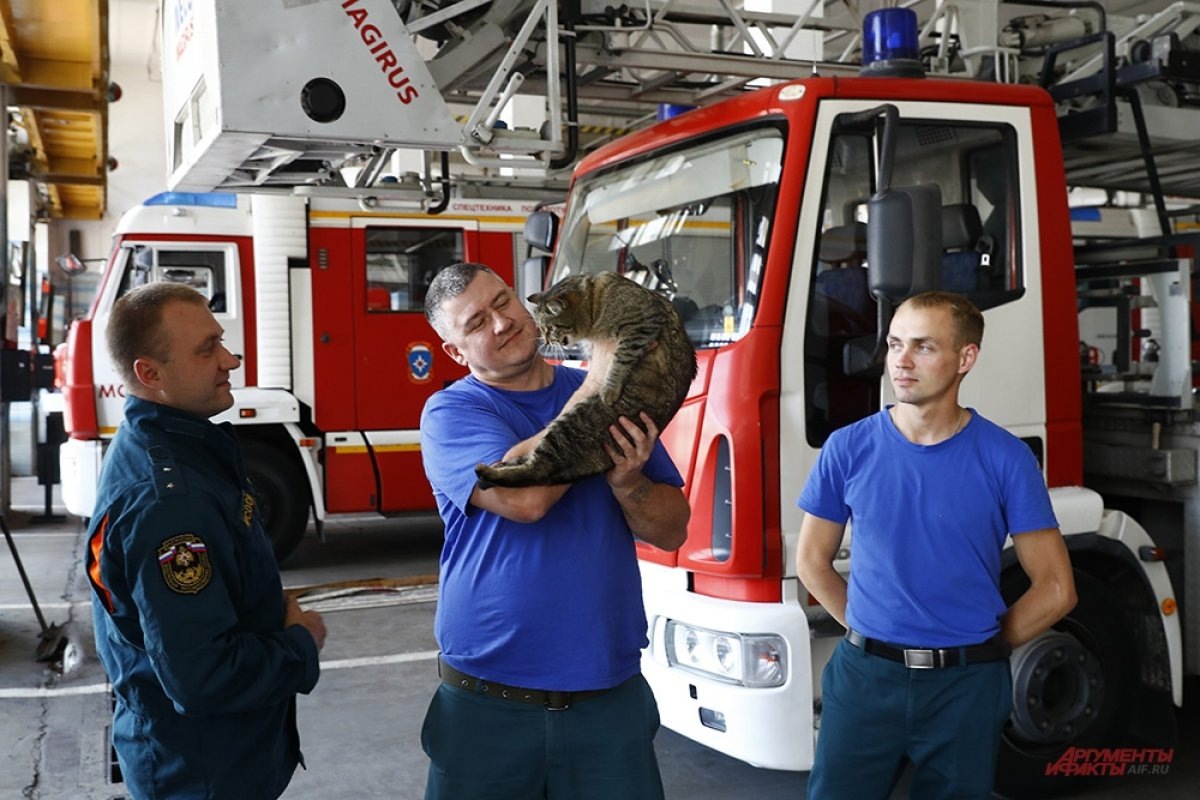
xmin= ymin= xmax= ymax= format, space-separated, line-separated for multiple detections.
xmin=518 ymin=9 xmax=1199 ymax=797
xmin=58 ymin=192 xmax=554 ymax=561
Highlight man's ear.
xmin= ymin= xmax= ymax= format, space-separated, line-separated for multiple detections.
xmin=441 ymin=341 xmax=467 ymax=366
xmin=132 ymin=357 xmax=164 ymax=392
xmin=958 ymin=343 xmax=979 ymax=375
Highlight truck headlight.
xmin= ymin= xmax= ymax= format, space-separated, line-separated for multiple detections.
xmin=664 ymin=621 xmax=786 ymax=687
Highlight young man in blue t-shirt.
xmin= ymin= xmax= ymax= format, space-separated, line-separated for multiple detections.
xmin=797 ymin=291 xmax=1077 ymax=799
xmin=419 ymin=262 xmax=690 ymax=800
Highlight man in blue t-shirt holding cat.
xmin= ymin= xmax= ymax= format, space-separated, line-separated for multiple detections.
xmin=418 ymin=262 xmax=690 ymax=800
xmin=797 ymin=291 xmax=1077 ymax=799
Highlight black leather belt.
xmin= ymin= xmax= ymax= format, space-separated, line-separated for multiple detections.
xmin=845 ymin=628 xmax=1011 ymax=669
xmin=437 ymin=656 xmax=610 ymax=711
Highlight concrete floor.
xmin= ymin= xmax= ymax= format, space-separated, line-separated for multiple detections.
xmin=1 ymin=476 xmax=1196 ymax=799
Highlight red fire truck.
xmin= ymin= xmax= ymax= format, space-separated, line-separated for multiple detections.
xmin=519 ymin=11 xmax=1195 ymax=796
xmin=58 ymin=191 xmax=554 ymax=561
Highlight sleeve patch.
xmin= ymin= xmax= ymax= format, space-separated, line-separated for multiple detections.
xmin=157 ymin=534 xmax=213 ymax=594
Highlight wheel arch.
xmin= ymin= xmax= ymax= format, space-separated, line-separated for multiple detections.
xmin=1003 ymin=524 xmax=1180 ymax=707
xmin=995 ymin=519 xmax=1181 ymax=798
xmin=233 ymin=422 xmax=323 ymax=518
xmin=233 ymin=423 xmax=322 ymax=564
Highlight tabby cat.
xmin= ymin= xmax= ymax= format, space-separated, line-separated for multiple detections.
xmin=475 ymin=271 xmax=698 ymax=488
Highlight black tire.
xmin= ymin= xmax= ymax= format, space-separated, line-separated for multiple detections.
xmin=994 ymin=570 xmax=1138 ymax=799
xmin=240 ymin=439 xmax=311 ymax=565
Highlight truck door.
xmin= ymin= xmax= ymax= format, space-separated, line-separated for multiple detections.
xmin=349 ymin=219 xmax=477 ymax=512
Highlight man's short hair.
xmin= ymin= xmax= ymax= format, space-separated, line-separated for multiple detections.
xmin=423 ymin=262 xmax=501 ymax=338
xmin=107 ymin=283 xmax=208 ymax=387
xmin=902 ymin=291 xmax=985 ymax=348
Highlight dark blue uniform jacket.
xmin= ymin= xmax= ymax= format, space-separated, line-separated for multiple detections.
xmin=86 ymin=397 xmax=319 ymax=799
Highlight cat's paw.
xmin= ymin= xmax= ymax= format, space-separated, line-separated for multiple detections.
xmin=474 ymin=463 xmax=498 ymax=490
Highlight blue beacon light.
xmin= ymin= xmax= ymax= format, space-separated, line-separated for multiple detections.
xmin=860 ymin=7 xmax=924 ymax=78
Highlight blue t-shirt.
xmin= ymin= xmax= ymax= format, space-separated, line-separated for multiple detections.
xmin=420 ymin=365 xmax=684 ymax=691
xmin=798 ymin=407 xmax=1058 ymax=647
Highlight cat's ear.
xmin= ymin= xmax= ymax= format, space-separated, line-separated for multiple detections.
xmin=546 ymin=299 xmax=565 ymax=315
xmin=528 ymin=292 xmax=544 ymax=304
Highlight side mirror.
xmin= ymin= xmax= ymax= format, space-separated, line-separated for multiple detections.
xmin=55 ymin=254 xmax=88 ymax=277
xmin=524 ymin=210 xmax=558 ymax=254
xmin=520 ymin=256 xmax=549 ymax=304
xmin=866 ymin=183 xmax=942 ymax=302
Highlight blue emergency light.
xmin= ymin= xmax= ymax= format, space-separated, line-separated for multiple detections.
xmin=144 ymin=191 xmax=239 ymax=208
xmin=861 ymin=7 xmax=924 ymax=78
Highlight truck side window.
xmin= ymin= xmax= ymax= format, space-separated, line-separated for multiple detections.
xmin=364 ymin=227 xmax=464 ymax=312
xmin=805 ymin=120 xmax=1023 ymax=447
xmin=967 ymin=140 xmax=1018 ymax=296
xmin=158 ymin=250 xmax=226 ymax=310
xmin=806 ymin=133 xmax=878 ymax=446
xmin=114 ymin=247 xmax=227 ymax=311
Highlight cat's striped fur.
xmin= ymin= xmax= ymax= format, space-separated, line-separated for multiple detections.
xmin=475 ymin=271 xmax=697 ymax=488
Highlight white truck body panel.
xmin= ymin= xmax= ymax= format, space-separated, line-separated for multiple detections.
xmin=163 ymin=0 xmax=460 ymax=192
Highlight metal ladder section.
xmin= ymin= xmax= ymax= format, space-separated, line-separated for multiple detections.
xmin=209 ymin=1 xmax=1200 ymax=195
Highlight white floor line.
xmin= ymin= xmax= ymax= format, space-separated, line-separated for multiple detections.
xmin=0 ymin=683 xmax=110 ymax=699
xmin=0 ymin=601 xmax=89 ymax=611
xmin=2 ymin=532 xmax=80 ymax=539
xmin=0 ymin=649 xmax=441 ymax=698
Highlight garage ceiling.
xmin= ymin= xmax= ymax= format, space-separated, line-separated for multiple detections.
xmin=1 ymin=0 xmax=109 ymax=220
xmin=0 ymin=0 xmax=1187 ymax=220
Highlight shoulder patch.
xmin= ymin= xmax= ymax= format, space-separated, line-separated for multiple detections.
xmin=157 ymin=534 xmax=212 ymax=594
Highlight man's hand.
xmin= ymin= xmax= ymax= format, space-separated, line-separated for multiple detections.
xmin=605 ymin=412 xmax=657 ymax=492
xmin=285 ymin=595 xmax=327 ymax=652
xmin=605 ymin=412 xmax=689 ymax=551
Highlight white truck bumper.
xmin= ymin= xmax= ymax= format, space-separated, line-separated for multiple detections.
xmin=59 ymin=438 xmax=105 ymax=519
xmin=640 ymin=561 xmax=832 ymax=771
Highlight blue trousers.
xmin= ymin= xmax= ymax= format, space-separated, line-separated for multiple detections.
xmin=809 ymin=638 xmax=1012 ymax=800
xmin=422 ymin=673 xmax=664 ymax=800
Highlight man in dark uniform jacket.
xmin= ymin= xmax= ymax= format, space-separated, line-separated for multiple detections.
xmin=85 ymin=282 xmax=326 ymax=799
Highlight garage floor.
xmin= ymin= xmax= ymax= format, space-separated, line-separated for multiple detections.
xmin=1 ymin=477 xmax=1195 ymax=799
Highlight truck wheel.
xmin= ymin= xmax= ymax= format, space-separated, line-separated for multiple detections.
xmin=994 ymin=570 xmax=1136 ymax=799
xmin=241 ymin=439 xmax=311 ymax=565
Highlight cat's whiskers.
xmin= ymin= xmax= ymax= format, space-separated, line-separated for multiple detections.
xmin=541 ymin=341 xmax=569 ymax=362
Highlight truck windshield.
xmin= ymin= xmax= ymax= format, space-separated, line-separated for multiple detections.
xmin=552 ymin=128 xmax=784 ymax=348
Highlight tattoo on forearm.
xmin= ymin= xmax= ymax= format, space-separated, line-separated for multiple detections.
xmin=627 ymin=478 xmax=653 ymax=504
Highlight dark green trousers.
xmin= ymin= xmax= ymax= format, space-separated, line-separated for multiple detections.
xmin=810 ymin=638 xmax=1013 ymax=799
xmin=422 ymin=672 xmax=664 ymax=800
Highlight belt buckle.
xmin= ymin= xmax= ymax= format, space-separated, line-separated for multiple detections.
xmin=545 ymin=691 xmax=571 ymax=711
xmin=903 ymin=649 xmax=937 ymax=669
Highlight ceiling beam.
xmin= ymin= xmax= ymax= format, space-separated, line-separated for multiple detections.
xmin=1 ymin=0 xmax=108 ymax=219
xmin=0 ymin=1 xmax=22 ymax=80
xmin=31 ymin=154 xmax=103 ymax=186
xmin=8 ymin=85 xmax=103 ymax=111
